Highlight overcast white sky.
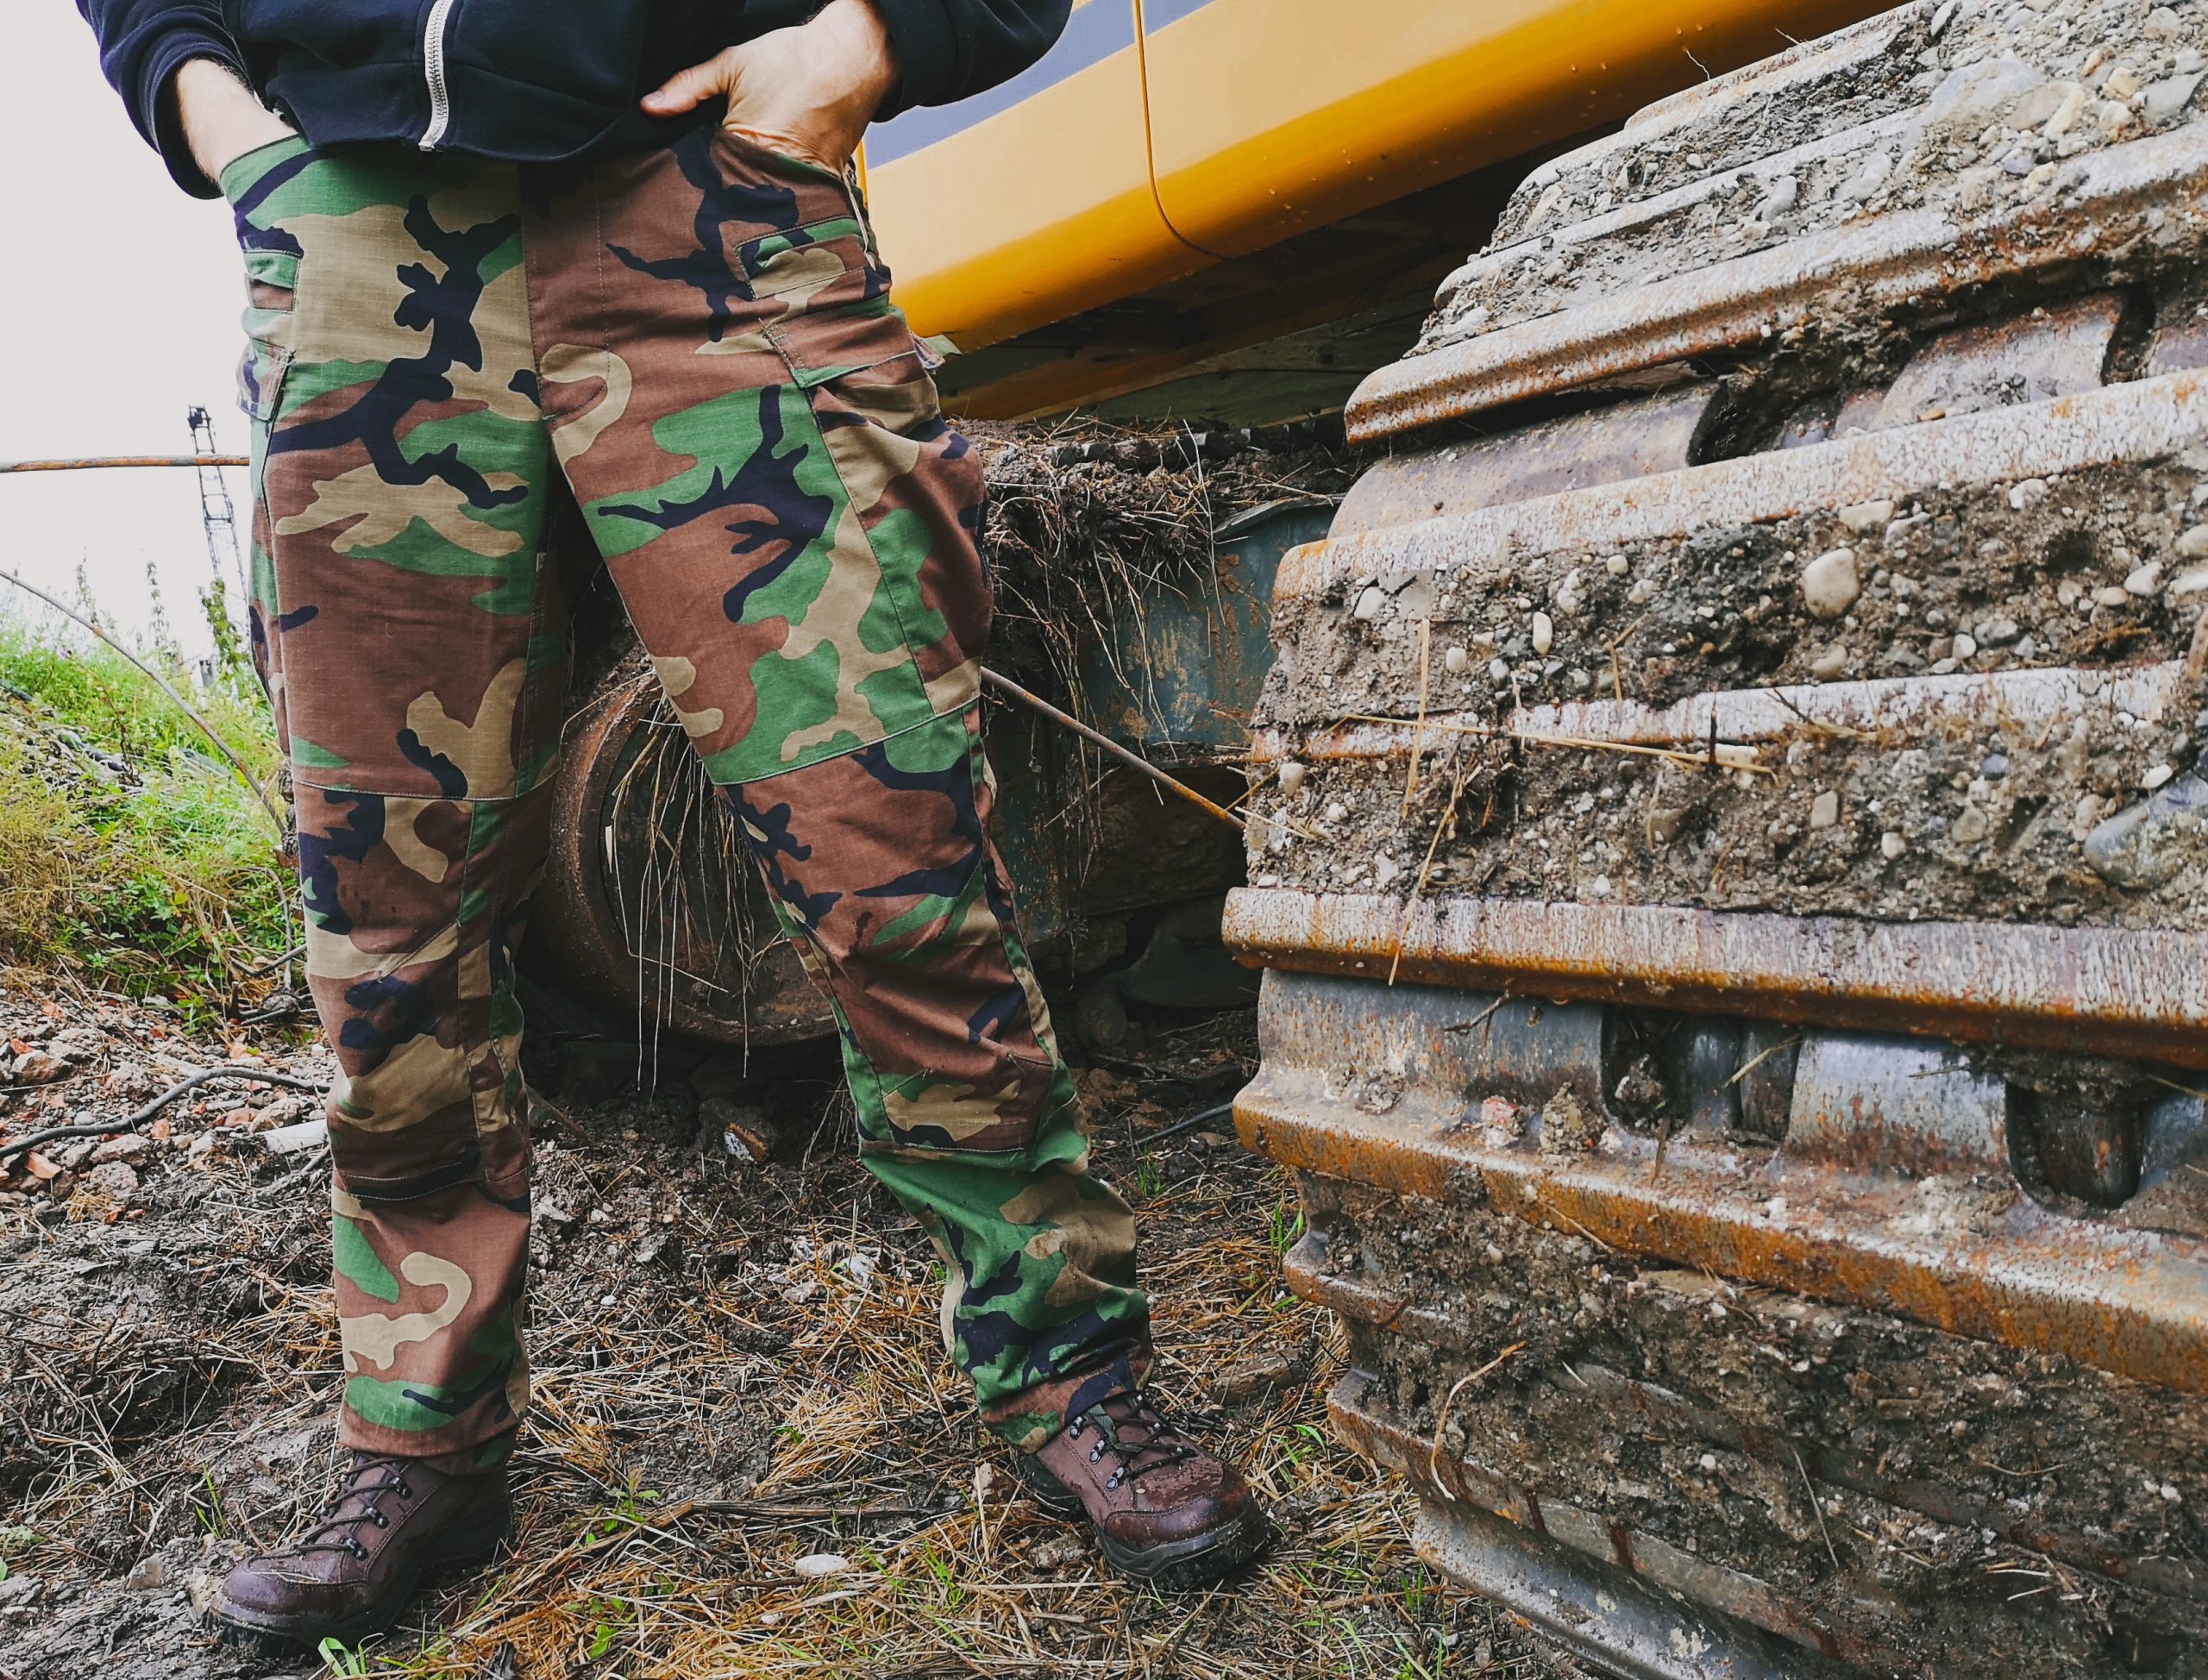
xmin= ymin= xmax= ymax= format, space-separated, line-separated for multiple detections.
xmin=1 ymin=8 xmax=248 ymax=659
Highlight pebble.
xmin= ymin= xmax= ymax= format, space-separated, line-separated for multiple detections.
xmin=1981 ymin=754 xmax=2010 ymax=780
xmin=89 ymin=1133 xmax=147 ymax=1165
xmin=2177 ymin=524 xmax=2208 ymax=560
xmin=1881 ymin=831 xmax=1907 ymax=860
xmin=1323 ymin=800 xmax=1348 ymax=824
xmin=1837 ymin=498 xmax=1895 ymax=535
xmin=1801 ymin=548 xmax=1860 ymax=619
xmin=1952 ymin=632 xmax=1979 ymax=661
xmin=794 ymin=1552 xmax=851 ymax=1579
xmin=2008 ymin=478 xmax=2049 ymax=511
xmin=1810 ymin=648 xmax=1848 ymax=680
xmin=1276 ymin=761 xmax=1308 ymax=797
xmin=1809 ymin=791 xmax=1841 ymax=830
xmin=9 ymin=1049 xmax=67 ymax=1085
xmin=2146 ymin=763 xmax=2176 ymax=790
xmin=2104 ymin=64 xmax=2142 ymax=101
xmin=1443 ymin=644 xmax=1470 ymax=674
xmin=2174 ymin=567 xmax=2208 ymax=598
xmin=1352 ymin=585 xmax=1385 ymax=621
xmin=1953 ymin=806 xmax=1990 ymax=845
xmin=2126 ymin=562 xmax=2165 ymax=597
xmin=1604 ymin=554 xmax=1630 ymax=576
xmin=1531 ymin=611 xmax=1555 ymax=656
xmin=1974 ymin=616 xmax=2020 ymax=646
xmin=2143 ymin=72 xmax=2205 ymax=126
xmin=2144 ymin=6 xmax=2185 ymax=37
xmin=2093 ymin=586 xmax=2132 ymax=608
xmin=1489 ymin=656 xmax=1511 ymax=682
xmin=124 ymin=1556 xmax=171 ymax=1592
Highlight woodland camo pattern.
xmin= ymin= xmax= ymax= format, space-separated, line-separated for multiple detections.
xmin=222 ymin=127 xmax=1149 ymax=1468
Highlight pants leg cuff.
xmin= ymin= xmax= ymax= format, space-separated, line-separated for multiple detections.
xmin=980 ymin=1344 xmax=1154 ymax=1455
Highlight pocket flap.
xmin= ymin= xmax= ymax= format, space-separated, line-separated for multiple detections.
xmin=770 ymin=303 xmax=926 ymax=390
xmin=244 ymin=248 xmax=298 ymax=293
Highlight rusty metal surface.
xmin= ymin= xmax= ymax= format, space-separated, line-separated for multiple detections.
xmin=1331 ymin=386 xmax=1714 ymax=537
xmin=1252 ymin=660 xmax=2190 ymax=767
xmin=0 ymin=454 xmax=248 ymax=473
xmin=1347 ymin=119 xmax=2208 ymax=442
xmin=1236 ymin=969 xmax=2208 ymax=1392
xmin=1405 ymin=1483 xmax=1841 ymax=1680
xmin=1294 ymin=364 xmax=2208 ymax=604
xmin=1872 ymin=292 xmax=2126 ymax=430
xmin=1225 ymin=887 xmax=2208 ymax=1068
xmin=1324 ymin=1373 xmax=1900 ymax=1675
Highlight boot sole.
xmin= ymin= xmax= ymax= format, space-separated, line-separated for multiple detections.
xmin=210 ymin=1512 xmax=511 ymax=1652
xmin=1012 ymin=1457 xmax=1277 ymax=1592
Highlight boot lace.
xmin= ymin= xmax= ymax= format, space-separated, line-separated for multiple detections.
xmin=270 ymin=1452 xmax=417 ymax=1563
xmin=1069 ymin=1392 xmax=1201 ymax=1491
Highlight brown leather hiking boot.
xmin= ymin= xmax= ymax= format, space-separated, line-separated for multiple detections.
xmin=1013 ymin=1392 xmax=1274 ymax=1589
xmin=212 ymin=1451 xmax=511 ymax=1649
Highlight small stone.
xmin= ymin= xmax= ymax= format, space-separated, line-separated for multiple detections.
xmin=1443 ymin=644 xmax=1470 ymax=674
xmin=9 ymin=1050 xmax=67 ymax=1086
xmin=2010 ymin=80 xmax=2077 ymax=129
xmin=1881 ymin=831 xmax=1907 ymax=860
xmin=2142 ymin=72 xmax=2205 ymax=126
xmin=2074 ymin=793 xmax=2105 ymax=838
xmin=2163 ymin=1483 xmax=2185 ymax=1505
xmin=2126 ymin=562 xmax=2166 ymax=597
xmin=1982 ymin=754 xmax=2010 ymax=780
xmin=1974 ymin=617 xmax=2020 ymax=646
xmin=1323 ymin=801 xmax=1348 ymax=824
xmin=2172 ymin=567 xmax=2208 ymax=598
xmin=1810 ymin=648 xmax=1848 ymax=680
xmin=89 ymin=1133 xmax=147 ymax=1166
xmin=1352 ymin=585 xmax=1385 ymax=621
xmin=1698 ymin=1452 xmax=1719 ymax=1471
xmin=1953 ymin=806 xmax=1990 ymax=845
xmin=1488 ymin=656 xmax=1511 ymax=682
xmin=793 ymin=1552 xmax=851 ymax=1579
xmin=2145 ymin=763 xmax=2177 ymax=791
xmin=1809 ymin=791 xmax=1841 ymax=830
xmin=124 ymin=1556 xmax=170 ymax=1592
xmin=1838 ymin=499 xmax=1896 ymax=535
xmin=2013 ymin=636 xmax=2038 ymax=661
xmin=2083 ymin=771 xmax=2208 ymax=889
xmin=2042 ymin=83 xmax=2090 ymax=136
xmin=1953 ymin=633 xmax=1979 ymax=661
xmin=2144 ymin=7 xmax=2185 ymax=38
xmin=2179 ymin=525 xmax=2208 ymax=561
xmin=2009 ymin=478 xmax=2049 ymax=511
xmin=1801 ymin=548 xmax=1860 ymax=620
xmin=1531 ymin=611 xmax=1555 ymax=656
xmin=1604 ymin=554 xmax=1630 ymax=576
xmin=2093 ymin=586 xmax=2132 ymax=608
xmin=2103 ymin=64 xmax=2142 ymax=101
xmin=1276 ymin=761 xmax=1308 ymax=797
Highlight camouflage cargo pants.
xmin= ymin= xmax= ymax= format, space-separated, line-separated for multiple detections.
xmin=220 ymin=129 xmax=1149 ymax=1470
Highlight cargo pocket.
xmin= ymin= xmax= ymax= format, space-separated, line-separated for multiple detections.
xmin=234 ymin=246 xmax=298 ymax=422
xmin=771 ymin=304 xmax=991 ymax=699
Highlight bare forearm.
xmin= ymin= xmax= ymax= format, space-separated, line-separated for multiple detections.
xmin=173 ymin=57 xmax=296 ymax=185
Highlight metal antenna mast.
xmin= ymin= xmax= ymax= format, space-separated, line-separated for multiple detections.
xmin=186 ymin=404 xmax=246 ymax=597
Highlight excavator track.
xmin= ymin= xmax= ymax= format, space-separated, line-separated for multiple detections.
xmin=1229 ymin=3 xmax=2208 ymax=1674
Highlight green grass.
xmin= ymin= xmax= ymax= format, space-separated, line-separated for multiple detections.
xmin=0 ymin=611 xmax=292 ymax=1010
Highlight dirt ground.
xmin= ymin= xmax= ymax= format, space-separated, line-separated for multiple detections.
xmin=0 ymin=974 xmax=1582 ymax=1679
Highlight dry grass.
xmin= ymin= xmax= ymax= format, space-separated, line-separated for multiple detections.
xmin=0 ymin=985 xmax=1574 ymax=1680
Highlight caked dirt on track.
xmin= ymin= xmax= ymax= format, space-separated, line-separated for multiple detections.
xmin=0 ymin=975 xmax=1581 ymax=1678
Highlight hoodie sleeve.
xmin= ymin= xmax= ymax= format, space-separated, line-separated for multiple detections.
xmin=78 ymin=0 xmax=249 ymax=197
xmin=868 ymin=0 xmax=1073 ymax=116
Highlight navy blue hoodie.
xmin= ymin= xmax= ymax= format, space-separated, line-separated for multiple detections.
xmin=80 ymin=0 xmax=1071 ymax=196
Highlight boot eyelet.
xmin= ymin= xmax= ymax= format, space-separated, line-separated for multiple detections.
xmin=350 ymin=1539 xmax=368 ymax=1559
xmin=1106 ymin=1470 xmax=1123 ymax=1489
xmin=373 ymin=1511 xmax=388 ymax=1526
xmin=395 ymin=1481 xmax=411 ymax=1500
xmin=1088 ymin=1445 xmax=1103 ymax=1464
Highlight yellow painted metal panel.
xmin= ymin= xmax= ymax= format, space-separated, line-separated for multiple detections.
xmin=1145 ymin=0 xmax=1891 ymax=257
xmin=864 ymin=26 xmax=1205 ymax=349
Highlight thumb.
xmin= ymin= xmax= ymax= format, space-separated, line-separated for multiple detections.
xmin=641 ymin=52 xmax=732 ymax=115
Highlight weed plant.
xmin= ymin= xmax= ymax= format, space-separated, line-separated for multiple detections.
xmin=0 ymin=612 xmax=290 ymax=1008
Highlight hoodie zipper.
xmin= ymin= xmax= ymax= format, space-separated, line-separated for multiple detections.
xmin=418 ymin=0 xmax=458 ymax=150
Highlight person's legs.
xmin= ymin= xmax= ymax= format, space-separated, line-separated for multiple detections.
xmin=518 ymin=127 xmax=1155 ymax=1447
xmin=215 ymin=137 xmax=561 ymax=1642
